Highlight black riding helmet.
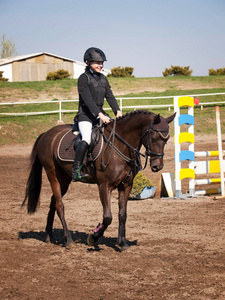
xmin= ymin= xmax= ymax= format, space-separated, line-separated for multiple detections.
xmin=83 ymin=47 xmax=107 ymax=64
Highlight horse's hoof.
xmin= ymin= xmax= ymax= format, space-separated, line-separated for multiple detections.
xmin=65 ymin=242 xmax=75 ymax=249
xmin=64 ymin=235 xmax=74 ymax=247
xmin=117 ymin=238 xmax=130 ymax=251
xmin=121 ymin=243 xmax=130 ymax=252
xmin=87 ymin=234 xmax=96 ymax=246
xmin=46 ymin=235 xmax=51 ymax=243
xmin=46 ymin=233 xmax=54 ymax=244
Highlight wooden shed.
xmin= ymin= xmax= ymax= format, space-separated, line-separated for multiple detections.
xmin=0 ymin=52 xmax=110 ymax=82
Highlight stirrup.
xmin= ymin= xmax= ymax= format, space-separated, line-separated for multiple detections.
xmin=72 ymin=165 xmax=89 ymax=182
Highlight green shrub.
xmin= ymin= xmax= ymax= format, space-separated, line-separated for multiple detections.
xmin=46 ymin=69 xmax=71 ymax=80
xmin=108 ymin=66 xmax=134 ymax=77
xmin=0 ymin=71 xmax=8 ymax=81
xmin=163 ymin=65 xmax=193 ymax=76
xmin=129 ymin=172 xmax=154 ymax=198
xmin=209 ymin=68 xmax=225 ymax=76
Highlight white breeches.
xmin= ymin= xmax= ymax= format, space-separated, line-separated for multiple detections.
xmin=78 ymin=121 xmax=92 ymax=145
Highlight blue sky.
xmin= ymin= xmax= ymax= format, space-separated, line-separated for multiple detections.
xmin=1 ymin=0 xmax=225 ymax=77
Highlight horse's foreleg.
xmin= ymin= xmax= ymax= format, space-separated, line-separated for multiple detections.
xmin=47 ymin=170 xmax=73 ymax=246
xmin=87 ymin=184 xmax=112 ymax=246
xmin=117 ymin=184 xmax=132 ymax=251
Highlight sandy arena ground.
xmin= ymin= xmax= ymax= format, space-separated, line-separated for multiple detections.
xmin=0 ymin=135 xmax=225 ymax=299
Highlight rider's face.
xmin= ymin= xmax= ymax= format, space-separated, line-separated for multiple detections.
xmin=90 ymin=61 xmax=104 ymax=73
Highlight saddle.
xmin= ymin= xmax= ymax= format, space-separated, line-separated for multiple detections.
xmin=58 ymin=125 xmax=103 ymax=163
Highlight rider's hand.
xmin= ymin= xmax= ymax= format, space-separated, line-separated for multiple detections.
xmin=98 ymin=112 xmax=111 ymax=124
xmin=116 ymin=110 xmax=122 ymax=118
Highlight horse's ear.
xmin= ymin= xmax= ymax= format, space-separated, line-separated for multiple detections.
xmin=166 ymin=113 xmax=176 ymax=124
xmin=154 ymin=114 xmax=161 ymax=124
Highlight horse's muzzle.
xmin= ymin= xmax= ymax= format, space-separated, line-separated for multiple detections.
xmin=149 ymin=152 xmax=164 ymax=172
xmin=151 ymin=165 xmax=162 ymax=172
xmin=150 ymin=158 xmax=163 ymax=172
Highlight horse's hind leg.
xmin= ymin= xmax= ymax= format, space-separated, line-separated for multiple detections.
xmin=46 ymin=168 xmax=73 ymax=246
xmin=45 ymin=195 xmax=56 ymax=243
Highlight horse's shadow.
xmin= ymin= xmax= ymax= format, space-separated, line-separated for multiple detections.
xmin=18 ymin=229 xmax=138 ymax=252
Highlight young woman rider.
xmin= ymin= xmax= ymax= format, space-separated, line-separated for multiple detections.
xmin=72 ymin=47 xmax=122 ymax=182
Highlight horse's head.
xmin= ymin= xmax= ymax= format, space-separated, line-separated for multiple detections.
xmin=141 ymin=113 xmax=176 ymax=172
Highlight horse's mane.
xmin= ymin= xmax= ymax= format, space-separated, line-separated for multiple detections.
xmin=116 ymin=110 xmax=155 ymax=122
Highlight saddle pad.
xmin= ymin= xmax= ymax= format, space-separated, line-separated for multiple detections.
xmin=58 ymin=130 xmax=76 ymax=162
xmin=58 ymin=129 xmax=103 ymax=162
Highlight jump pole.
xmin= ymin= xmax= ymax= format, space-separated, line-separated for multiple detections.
xmin=159 ymin=97 xmax=224 ymax=199
xmin=216 ymin=106 xmax=225 ymax=197
xmin=173 ymin=99 xmax=224 ymax=198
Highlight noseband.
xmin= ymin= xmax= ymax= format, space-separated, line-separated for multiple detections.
xmin=141 ymin=121 xmax=170 ymax=162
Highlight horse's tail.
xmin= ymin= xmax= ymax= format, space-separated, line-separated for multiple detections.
xmin=22 ymin=133 xmax=44 ymax=214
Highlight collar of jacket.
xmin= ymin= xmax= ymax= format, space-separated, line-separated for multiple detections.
xmin=89 ymin=68 xmax=100 ymax=79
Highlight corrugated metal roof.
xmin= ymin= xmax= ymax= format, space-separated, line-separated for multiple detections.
xmin=0 ymin=52 xmax=85 ymax=66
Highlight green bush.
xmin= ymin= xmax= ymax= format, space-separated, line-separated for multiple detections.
xmin=209 ymin=68 xmax=225 ymax=76
xmin=0 ymin=71 xmax=8 ymax=81
xmin=163 ymin=65 xmax=193 ymax=76
xmin=129 ymin=172 xmax=154 ymax=198
xmin=46 ymin=69 xmax=71 ymax=80
xmin=107 ymin=66 xmax=134 ymax=77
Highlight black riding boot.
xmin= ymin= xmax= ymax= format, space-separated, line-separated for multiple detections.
xmin=72 ymin=140 xmax=89 ymax=182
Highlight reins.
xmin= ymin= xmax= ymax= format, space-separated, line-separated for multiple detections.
xmin=100 ymin=118 xmax=170 ymax=171
xmin=99 ymin=121 xmax=151 ymax=172
xmin=100 ymin=119 xmax=117 ymax=169
xmin=100 ymin=120 xmax=144 ymax=172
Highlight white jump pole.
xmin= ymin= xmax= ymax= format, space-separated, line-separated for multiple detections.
xmin=216 ymin=106 xmax=225 ymax=197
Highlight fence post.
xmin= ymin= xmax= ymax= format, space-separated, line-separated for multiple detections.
xmin=59 ymin=101 xmax=62 ymax=122
xmin=119 ymin=98 xmax=122 ymax=112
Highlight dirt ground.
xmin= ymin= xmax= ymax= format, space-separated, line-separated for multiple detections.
xmin=1 ymin=135 xmax=225 ymax=299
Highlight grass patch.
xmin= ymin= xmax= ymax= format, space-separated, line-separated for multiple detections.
xmin=0 ymin=76 xmax=225 ymax=145
xmin=0 ymin=79 xmax=78 ymax=92
xmin=0 ymin=93 xmax=224 ymax=145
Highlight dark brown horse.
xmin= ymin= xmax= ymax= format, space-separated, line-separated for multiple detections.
xmin=22 ymin=110 xmax=175 ymax=250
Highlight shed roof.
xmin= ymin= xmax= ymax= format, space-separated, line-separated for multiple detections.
xmin=0 ymin=52 xmax=85 ymax=66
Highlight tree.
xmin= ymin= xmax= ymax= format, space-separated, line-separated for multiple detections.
xmin=163 ymin=65 xmax=193 ymax=76
xmin=46 ymin=69 xmax=71 ymax=80
xmin=0 ymin=34 xmax=18 ymax=58
xmin=0 ymin=71 xmax=8 ymax=81
xmin=209 ymin=68 xmax=225 ymax=76
xmin=107 ymin=66 xmax=134 ymax=77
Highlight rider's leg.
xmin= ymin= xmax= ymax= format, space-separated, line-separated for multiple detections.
xmin=72 ymin=121 xmax=92 ymax=182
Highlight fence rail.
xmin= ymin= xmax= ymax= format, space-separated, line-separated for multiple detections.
xmin=0 ymin=92 xmax=225 ymax=121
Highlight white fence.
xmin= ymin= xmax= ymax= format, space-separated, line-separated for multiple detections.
xmin=0 ymin=92 xmax=225 ymax=122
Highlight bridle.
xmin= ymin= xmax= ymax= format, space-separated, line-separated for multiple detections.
xmin=100 ymin=119 xmax=170 ymax=171
xmin=140 ymin=120 xmax=170 ymax=162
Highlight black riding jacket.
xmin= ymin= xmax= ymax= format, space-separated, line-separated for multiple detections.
xmin=77 ymin=69 xmax=120 ymax=122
